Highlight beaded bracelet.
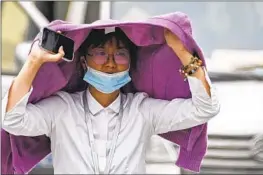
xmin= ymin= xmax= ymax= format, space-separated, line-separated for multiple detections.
xmin=179 ymin=57 xmax=203 ymax=81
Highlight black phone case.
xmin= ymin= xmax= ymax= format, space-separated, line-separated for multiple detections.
xmin=39 ymin=27 xmax=75 ymax=61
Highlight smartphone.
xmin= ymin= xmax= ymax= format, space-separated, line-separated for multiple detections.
xmin=39 ymin=27 xmax=75 ymax=62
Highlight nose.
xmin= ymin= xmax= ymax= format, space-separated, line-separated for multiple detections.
xmin=104 ymin=54 xmax=117 ymax=69
xmin=104 ymin=38 xmax=118 ymax=70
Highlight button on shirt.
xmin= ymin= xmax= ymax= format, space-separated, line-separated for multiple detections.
xmin=87 ymin=90 xmax=122 ymax=173
xmin=2 ymin=70 xmax=220 ymax=174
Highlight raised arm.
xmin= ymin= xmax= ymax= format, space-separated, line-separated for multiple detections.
xmin=164 ymin=28 xmax=211 ymax=96
xmin=2 ymin=37 xmax=65 ymax=136
xmin=6 ymin=39 xmax=64 ymax=113
xmin=138 ymin=29 xmax=220 ymax=135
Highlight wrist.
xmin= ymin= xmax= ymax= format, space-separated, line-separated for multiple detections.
xmin=28 ymin=55 xmax=44 ymax=67
xmin=173 ymin=49 xmax=193 ymax=66
xmin=26 ymin=55 xmax=44 ymax=70
xmin=17 ymin=55 xmax=44 ymax=84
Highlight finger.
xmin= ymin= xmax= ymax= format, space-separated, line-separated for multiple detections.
xmin=164 ymin=28 xmax=171 ymax=37
xmin=57 ymin=46 xmax=65 ymax=59
xmin=47 ymin=46 xmax=65 ymax=61
xmin=58 ymin=46 xmax=65 ymax=55
xmin=164 ymin=28 xmax=170 ymax=34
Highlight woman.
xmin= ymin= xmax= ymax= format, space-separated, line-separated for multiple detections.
xmin=2 ymin=27 xmax=220 ymax=174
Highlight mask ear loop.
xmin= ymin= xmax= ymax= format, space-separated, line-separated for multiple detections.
xmin=80 ymin=56 xmax=90 ymax=89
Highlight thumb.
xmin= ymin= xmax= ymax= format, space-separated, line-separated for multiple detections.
xmin=47 ymin=46 xmax=65 ymax=61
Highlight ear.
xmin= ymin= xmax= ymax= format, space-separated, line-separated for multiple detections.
xmin=80 ymin=56 xmax=87 ymax=71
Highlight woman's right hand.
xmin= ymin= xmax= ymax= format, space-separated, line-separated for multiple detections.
xmin=28 ymin=31 xmax=65 ymax=64
xmin=5 ymin=32 xmax=65 ymax=113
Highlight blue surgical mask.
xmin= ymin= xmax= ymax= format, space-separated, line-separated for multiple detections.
xmin=83 ymin=66 xmax=131 ymax=94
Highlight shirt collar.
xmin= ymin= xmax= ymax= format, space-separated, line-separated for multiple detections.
xmin=86 ymin=90 xmax=121 ymax=116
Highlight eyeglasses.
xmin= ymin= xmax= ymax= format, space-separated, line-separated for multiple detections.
xmin=87 ymin=48 xmax=130 ymax=65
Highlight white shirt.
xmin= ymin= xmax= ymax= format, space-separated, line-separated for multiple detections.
xmin=2 ymin=71 xmax=220 ymax=174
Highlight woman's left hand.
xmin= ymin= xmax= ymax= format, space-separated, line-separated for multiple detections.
xmin=164 ymin=28 xmax=187 ymax=53
xmin=164 ymin=28 xmax=192 ymax=65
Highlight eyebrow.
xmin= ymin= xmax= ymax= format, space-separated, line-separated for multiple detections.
xmin=89 ymin=41 xmax=127 ymax=50
xmin=95 ymin=46 xmax=127 ymax=50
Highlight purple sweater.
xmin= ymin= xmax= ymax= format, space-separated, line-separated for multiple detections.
xmin=1 ymin=12 xmax=208 ymax=174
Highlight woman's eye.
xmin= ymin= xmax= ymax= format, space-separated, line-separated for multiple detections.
xmin=97 ymin=51 xmax=106 ymax=56
xmin=116 ymin=51 xmax=128 ymax=56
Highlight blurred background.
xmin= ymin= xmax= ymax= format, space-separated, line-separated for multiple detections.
xmin=1 ymin=1 xmax=263 ymax=174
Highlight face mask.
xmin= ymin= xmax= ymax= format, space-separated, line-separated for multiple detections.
xmin=83 ymin=66 xmax=131 ymax=94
